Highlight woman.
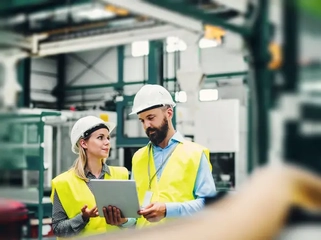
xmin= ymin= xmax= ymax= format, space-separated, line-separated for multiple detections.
xmin=51 ymin=115 xmax=134 ymax=239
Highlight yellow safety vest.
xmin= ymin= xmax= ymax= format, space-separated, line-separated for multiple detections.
xmin=132 ymin=141 xmax=211 ymax=228
xmin=51 ymin=166 xmax=128 ymax=239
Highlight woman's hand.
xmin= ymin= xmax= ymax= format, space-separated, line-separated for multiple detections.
xmin=81 ymin=204 xmax=99 ymax=221
xmin=103 ymin=205 xmax=128 ymax=226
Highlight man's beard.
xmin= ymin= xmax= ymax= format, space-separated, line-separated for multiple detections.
xmin=145 ymin=117 xmax=169 ymax=146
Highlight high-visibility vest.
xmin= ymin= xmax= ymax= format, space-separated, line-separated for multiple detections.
xmin=51 ymin=166 xmax=128 ymax=239
xmin=132 ymin=141 xmax=211 ymax=227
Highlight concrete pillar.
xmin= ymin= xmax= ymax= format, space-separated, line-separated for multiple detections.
xmin=0 ymin=49 xmax=27 ymax=109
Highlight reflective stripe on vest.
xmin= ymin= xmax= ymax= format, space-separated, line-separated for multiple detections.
xmin=132 ymin=141 xmax=211 ymax=227
xmin=51 ymin=166 xmax=128 ymax=239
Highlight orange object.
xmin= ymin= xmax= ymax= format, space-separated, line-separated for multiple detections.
xmin=204 ymin=24 xmax=225 ymax=42
xmin=268 ymin=42 xmax=282 ymax=70
xmin=105 ymin=5 xmax=129 ymax=16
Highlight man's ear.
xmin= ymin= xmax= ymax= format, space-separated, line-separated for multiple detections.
xmin=167 ymin=107 xmax=174 ymax=119
xmin=79 ymin=139 xmax=88 ymax=150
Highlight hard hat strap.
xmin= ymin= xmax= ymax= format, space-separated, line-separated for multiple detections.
xmin=82 ymin=124 xmax=108 ymax=139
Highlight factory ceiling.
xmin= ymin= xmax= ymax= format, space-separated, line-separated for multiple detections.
xmin=0 ymin=0 xmax=238 ymax=36
xmin=0 ymin=0 xmax=242 ymax=56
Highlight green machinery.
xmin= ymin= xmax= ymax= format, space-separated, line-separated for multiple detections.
xmin=0 ymin=111 xmax=61 ymax=239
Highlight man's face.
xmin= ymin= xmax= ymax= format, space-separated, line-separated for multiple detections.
xmin=138 ymin=107 xmax=170 ymax=145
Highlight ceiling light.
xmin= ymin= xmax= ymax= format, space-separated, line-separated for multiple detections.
xmin=132 ymin=41 xmax=149 ymax=57
xmin=175 ymin=91 xmax=187 ymax=103
xmin=166 ymin=36 xmax=187 ymax=53
xmin=199 ymin=89 xmax=219 ymax=101
xmin=199 ymin=38 xmax=218 ymax=49
xmin=75 ymin=8 xmax=115 ymax=20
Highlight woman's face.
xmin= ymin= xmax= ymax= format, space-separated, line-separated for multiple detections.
xmin=81 ymin=128 xmax=111 ymax=159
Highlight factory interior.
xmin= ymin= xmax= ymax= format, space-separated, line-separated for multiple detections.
xmin=0 ymin=0 xmax=321 ymax=239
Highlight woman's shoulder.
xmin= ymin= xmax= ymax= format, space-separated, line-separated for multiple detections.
xmin=52 ymin=169 xmax=75 ymax=183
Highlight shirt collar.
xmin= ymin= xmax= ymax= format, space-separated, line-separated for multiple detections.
xmin=171 ymin=131 xmax=185 ymax=143
xmin=85 ymin=162 xmax=111 ymax=177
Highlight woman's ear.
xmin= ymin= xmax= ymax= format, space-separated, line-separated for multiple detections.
xmin=79 ymin=139 xmax=88 ymax=150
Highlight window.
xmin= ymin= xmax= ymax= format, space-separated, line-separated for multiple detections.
xmin=131 ymin=41 xmax=149 ymax=57
xmin=166 ymin=37 xmax=187 ymax=53
xmin=175 ymin=91 xmax=187 ymax=103
xmin=199 ymin=89 xmax=219 ymax=101
xmin=199 ymin=38 xmax=219 ymax=49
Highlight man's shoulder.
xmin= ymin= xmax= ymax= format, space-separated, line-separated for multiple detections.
xmin=181 ymin=140 xmax=207 ymax=151
xmin=180 ymin=141 xmax=210 ymax=163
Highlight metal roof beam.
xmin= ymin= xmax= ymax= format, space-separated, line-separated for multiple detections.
xmin=142 ymin=0 xmax=250 ymax=36
xmin=36 ymin=24 xmax=182 ymax=56
xmin=0 ymin=0 xmax=90 ymax=17
xmin=101 ymin=0 xmax=204 ymax=33
xmin=0 ymin=31 xmax=32 ymax=50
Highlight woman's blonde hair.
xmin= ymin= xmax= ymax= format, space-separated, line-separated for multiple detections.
xmin=71 ymin=139 xmax=106 ymax=182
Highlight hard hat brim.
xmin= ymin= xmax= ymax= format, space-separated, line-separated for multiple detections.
xmin=129 ymin=103 xmax=176 ymax=115
xmin=104 ymin=121 xmax=116 ymax=134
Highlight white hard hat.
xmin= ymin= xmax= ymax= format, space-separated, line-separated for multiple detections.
xmin=70 ymin=115 xmax=116 ymax=154
xmin=129 ymin=84 xmax=176 ymax=115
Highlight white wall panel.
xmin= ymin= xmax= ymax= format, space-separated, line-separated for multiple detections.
xmin=200 ymin=47 xmax=247 ymax=74
xmin=31 ymin=92 xmax=56 ymax=103
xmin=30 ymin=57 xmax=57 ymax=104
xmin=31 ymin=57 xmax=57 ymax=74
xmin=65 ymin=48 xmax=117 ymax=86
xmin=124 ymin=56 xmax=146 ymax=82
xmin=30 ymin=74 xmax=57 ymax=90
xmin=217 ymin=84 xmax=247 ymax=106
xmin=201 ymin=82 xmax=248 ymax=106
xmin=91 ymin=48 xmax=118 ymax=82
xmin=194 ymin=99 xmax=240 ymax=153
xmin=64 ymin=88 xmax=115 ymax=105
xmin=123 ymin=84 xmax=145 ymax=96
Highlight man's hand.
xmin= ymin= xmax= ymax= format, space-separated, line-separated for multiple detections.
xmin=81 ymin=205 xmax=99 ymax=221
xmin=103 ymin=205 xmax=128 ymax=226
xmin=138 ymin=202 xmax=166 ymax=222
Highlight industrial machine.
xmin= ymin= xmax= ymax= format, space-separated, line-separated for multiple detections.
xmin=0 ymin=110 xmax=61 ymax=239
xmin=193 ymin=99 xmax=247 ymax=191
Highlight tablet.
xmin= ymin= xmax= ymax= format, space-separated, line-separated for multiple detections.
xmin=90 ymin=179 xmax=141 ymax=218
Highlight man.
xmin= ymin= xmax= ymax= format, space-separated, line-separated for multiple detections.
xmin=130 ymin=84 xmax=216 ymax=227
xmin=105 ymin=84 xmax=216 ymax=228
